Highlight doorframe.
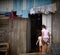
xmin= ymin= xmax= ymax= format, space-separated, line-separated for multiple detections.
xmin=29 ymin=13 xmax=42 ymax=52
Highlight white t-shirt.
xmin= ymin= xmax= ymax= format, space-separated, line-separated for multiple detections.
xmin=42 ymin=28 xmax=49 ymax=38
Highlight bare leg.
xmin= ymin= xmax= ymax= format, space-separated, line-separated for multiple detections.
xmin=42 ymin=45 xmax=45 ymax=54
xmin=39 ymin=46 xmax=42 ymax=55
xmin=45 ymin=42 xmax=48 ymax=53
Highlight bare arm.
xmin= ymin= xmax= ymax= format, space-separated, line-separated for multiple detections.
xmin=48 ymin=32 xmax=50 ymax=38
xmin=36 ymin=39 xmax=39 ymax=45
xmin=42 ymin=31 xmax=44 ymax=38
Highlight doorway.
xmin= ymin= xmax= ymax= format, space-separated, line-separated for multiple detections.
xmin=29 ymin=13 xmax=42 ymax=52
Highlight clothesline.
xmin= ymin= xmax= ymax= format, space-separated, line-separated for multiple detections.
xmin=30 ymin=3 xmax=56 ymax=14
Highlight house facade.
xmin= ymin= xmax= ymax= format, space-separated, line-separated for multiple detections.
xmin=0 ymin=0 xmax=60 ymax=55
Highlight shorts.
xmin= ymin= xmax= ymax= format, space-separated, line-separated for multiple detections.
xmin=43 ymin=38 xmax=48 ymax=42
xmin=42 ymin=38 xmax=49 ymax=45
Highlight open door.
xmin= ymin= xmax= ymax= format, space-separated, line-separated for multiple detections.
xmin=29 ymin=13 xmax=42 ymax=52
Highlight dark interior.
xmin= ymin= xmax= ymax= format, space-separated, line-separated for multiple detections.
xmin=29 ymin=13 xmax=42 ymax=52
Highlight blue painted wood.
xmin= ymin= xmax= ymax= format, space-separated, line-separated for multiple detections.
xmin=17 ymin=0 xmax=21 ymax=12
xmin=26 ymin=0 xmax=34 ymax=10
xmin=13 ymin=0 xmax=17 ymax=11
xmin=0 ymin=12 xmax=6 ymax=15
xmin=22 ymin=10 xmax=29 ymax=18
xmin=36 ymin=0 xmax=52 ymax=7
xmin=19 ymin=0 xmax=23 ymax=10
xmin=36 ymin=0 xmax=41 ymax=7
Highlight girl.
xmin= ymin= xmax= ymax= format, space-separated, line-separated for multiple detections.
xmin=41 ymin=25 xmax=50 ymax=53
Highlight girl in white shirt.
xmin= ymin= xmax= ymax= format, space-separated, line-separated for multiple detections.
xmin=41 ymin=25 xmax=50 ymax=53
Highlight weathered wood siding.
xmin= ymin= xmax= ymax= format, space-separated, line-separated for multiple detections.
xmin=0 ymin=16 xmax=9 ymax=42
xmin=52 ymin=1 xmax=60 ymax=43
xmin=9 ymin=18 xmax=28 ymax=55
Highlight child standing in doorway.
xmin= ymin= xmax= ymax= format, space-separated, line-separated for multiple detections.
xmin=36 ymin=34 xmax=42 ymax=53
xmin=41 ymin=25 xmax=50 ymax=53
xmin=36 ymin=25 xmax=50 ymax=54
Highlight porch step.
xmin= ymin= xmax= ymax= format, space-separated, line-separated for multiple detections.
xmin=19 ymin=44 xmax=60 ymax=55
xmin=19 ymin=53 xmax=51 ymax=55
xmin=19 ymin=52 xmax=60 ymax=55
xmin=19 ymin=53 xmax=39 ymax=55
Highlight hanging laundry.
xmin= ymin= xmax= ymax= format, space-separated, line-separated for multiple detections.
xmin=10 ymin=10 xmax=14 ymax=23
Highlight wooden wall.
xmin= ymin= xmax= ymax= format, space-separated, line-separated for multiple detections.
xmin=52 ymin=1 xmax=60 ymax=43
xmin=0 ymin=15 xmax=31 ymax=55
xmin=9 ymin=18 xmax=28 ymax=55
xmin=0 ymin=15 xmax=9 ymax=42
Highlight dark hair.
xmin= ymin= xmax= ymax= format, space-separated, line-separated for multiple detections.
xmin=42 ymin=25 xmax=46 ymax=29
